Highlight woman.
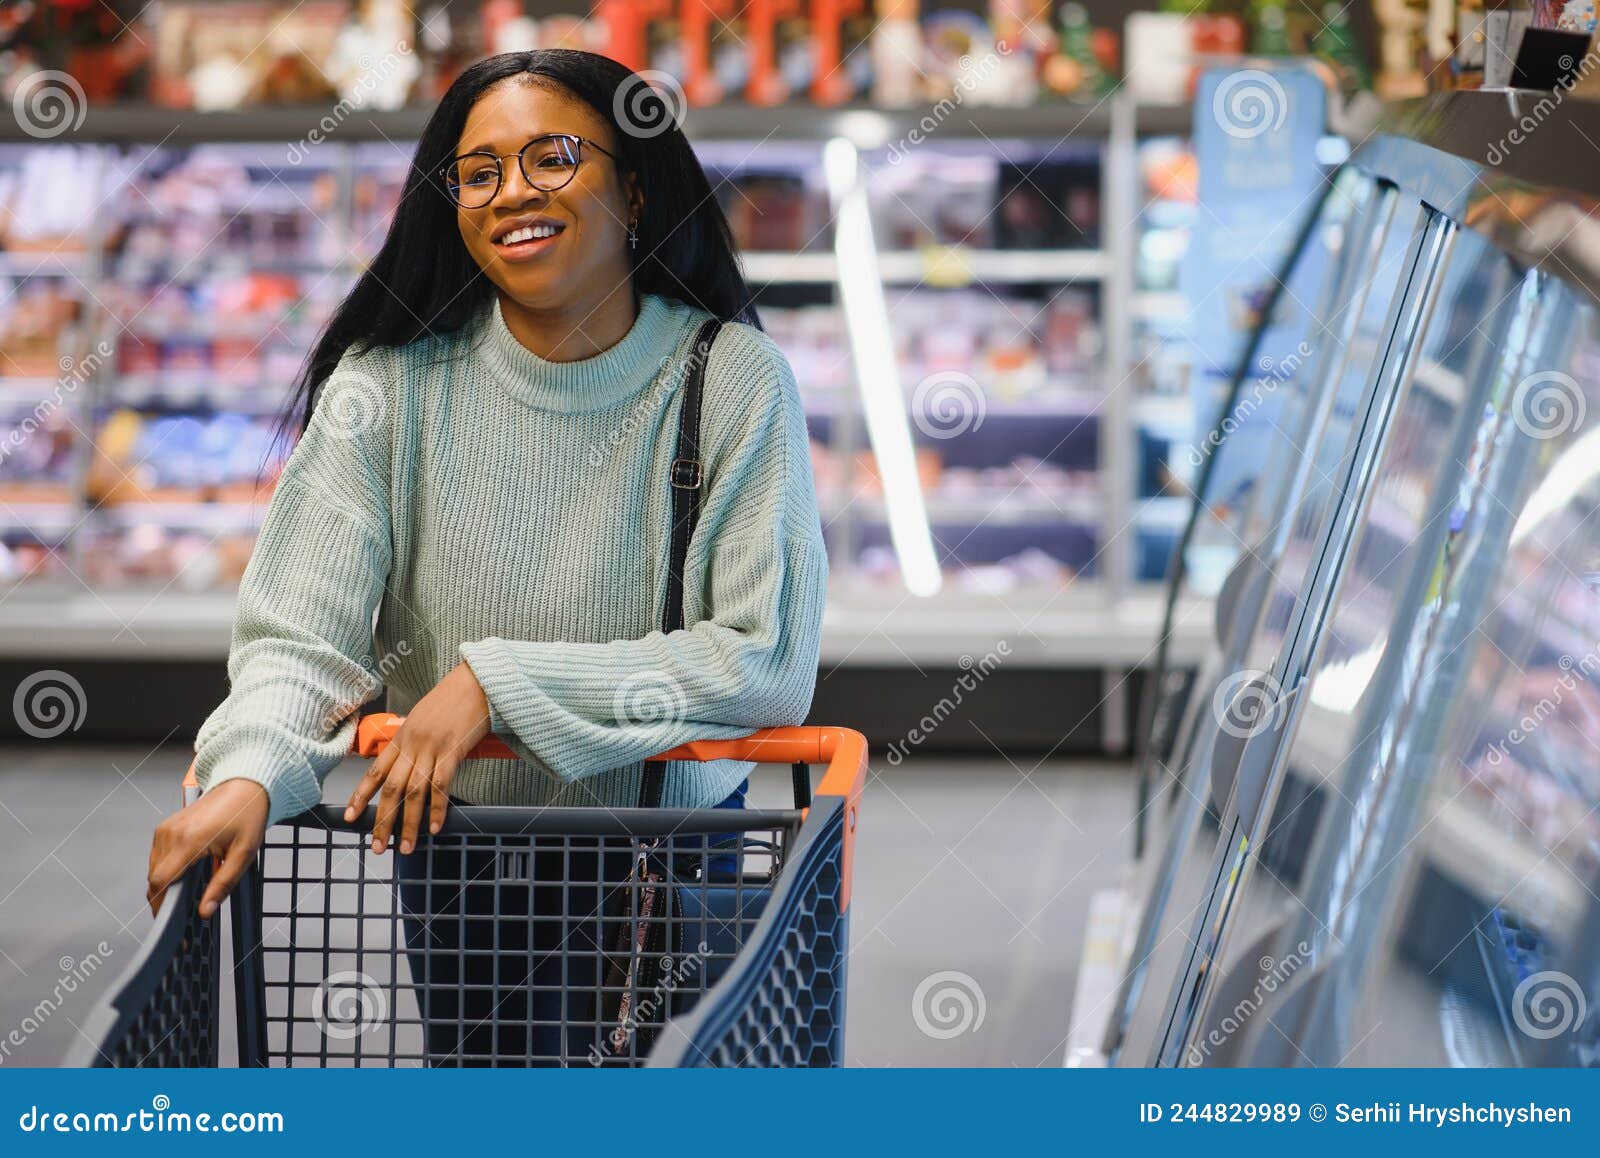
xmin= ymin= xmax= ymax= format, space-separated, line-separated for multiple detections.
xmin=144 ymin=49 xmax=828 ymax=1063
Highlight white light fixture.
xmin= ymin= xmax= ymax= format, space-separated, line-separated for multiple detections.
xmin=823 ymin=136 xmax=942 ymax=597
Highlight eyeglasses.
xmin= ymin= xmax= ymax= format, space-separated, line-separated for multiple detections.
xmin=439 ymin=133 xmax=622 ymax=209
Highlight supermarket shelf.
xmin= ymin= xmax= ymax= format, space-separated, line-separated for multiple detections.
xmin=0 ymin=583 xmax=1211 ymax=666
xmin=91 ymin=502 xmax=268 ymax=530
xmin=13 ymin=100 xmax=1194 ymax=145
xmin=742 ymin=247 xmax=1109 ymax=285
xmin=846 ymin=492 xmax=1103 ymax=526
xmin=741 ymin=251 xmax=836 ymax=283
xmin=0 ymin=251 xmax=91 ymax=277
xmin=879 ymin=248 xmax=1109 ymax=284
xmin=0 ymin=503 xmax=78 ymax=536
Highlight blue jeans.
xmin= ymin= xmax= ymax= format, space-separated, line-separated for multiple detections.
xmin=395 ymin=779 xmax=747 ymax=1067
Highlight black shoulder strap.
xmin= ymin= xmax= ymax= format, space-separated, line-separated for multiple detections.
xmin=639 ymin=317 xmax=723 ymax=809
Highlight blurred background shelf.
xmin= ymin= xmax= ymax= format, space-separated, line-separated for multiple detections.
xmin=0 ymin=90 xmax=1207 ymax=693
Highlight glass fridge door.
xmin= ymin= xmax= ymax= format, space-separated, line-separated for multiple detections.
xmin=1114 ymin=190 xmax=1439 ymax=1066
xmin=1170 ymin=227 xmax=1538 ymax=1065
xmin=1236 ymin=266 xmax=1600 ymax=1067
xmin=1107 ymin=168 xmax=1383 ymax=1057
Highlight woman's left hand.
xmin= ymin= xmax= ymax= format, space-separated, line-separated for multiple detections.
xmin=345 ymin=661 xmax=491 ymax=854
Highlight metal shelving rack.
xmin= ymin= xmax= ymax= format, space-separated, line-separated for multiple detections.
xmin=0 ymin=94 xmax=1210 ymax=682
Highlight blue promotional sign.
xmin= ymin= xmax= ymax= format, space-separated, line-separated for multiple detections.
xmin=1183 ymin=64 xmax=1329 ymax=423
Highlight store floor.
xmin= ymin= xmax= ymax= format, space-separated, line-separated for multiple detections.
xmin=0 ymin=746 xmax=1135 ymax=1068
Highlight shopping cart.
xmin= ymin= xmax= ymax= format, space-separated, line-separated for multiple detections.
xmin=69 ymin=715 xmax=866 ymax=1068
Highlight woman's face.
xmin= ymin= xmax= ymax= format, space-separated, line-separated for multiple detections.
xmin=451 ymin=79 xmax=639 ymax=311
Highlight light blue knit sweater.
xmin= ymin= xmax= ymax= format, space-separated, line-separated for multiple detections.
xmin=193 ymin=292 xmax=829 ymax=826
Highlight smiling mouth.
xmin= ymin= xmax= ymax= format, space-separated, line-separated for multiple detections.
xmin=493 ymin=221 xmax=566 ymax=257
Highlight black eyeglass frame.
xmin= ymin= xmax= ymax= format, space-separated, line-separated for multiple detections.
xmin=438 ymin=133 xmax=624 ymax=207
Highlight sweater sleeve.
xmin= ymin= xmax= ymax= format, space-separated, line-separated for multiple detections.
xmin=192 ymin=349 xmax=395 ymax=826
xmin=457 ymin=326 xmax=828 ymax=785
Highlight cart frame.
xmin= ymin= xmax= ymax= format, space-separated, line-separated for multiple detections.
xmin=70 ymin=719 xmax=865 ymax=1069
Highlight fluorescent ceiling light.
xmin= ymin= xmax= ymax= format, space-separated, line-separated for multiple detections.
xmin=823 ymin=136 xmax=941 ymax=597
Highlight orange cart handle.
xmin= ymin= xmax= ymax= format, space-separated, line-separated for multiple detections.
xmin=180 ymin=714 xmax=867 ymax=909
xmin=181 ymin=714 xmax=868 ymax=805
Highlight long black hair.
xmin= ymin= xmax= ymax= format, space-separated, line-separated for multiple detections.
xmin=278 ymin=50 xmax=757 ymax=440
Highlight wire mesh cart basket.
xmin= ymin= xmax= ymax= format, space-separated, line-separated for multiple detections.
xmin=70 ymin=716 xmax=867 ymax=1068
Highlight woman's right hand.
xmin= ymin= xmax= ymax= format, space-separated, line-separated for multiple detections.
xmin=147 ymin=778 xmax=271 ymax=920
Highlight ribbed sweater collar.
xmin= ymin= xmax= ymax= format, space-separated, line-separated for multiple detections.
xmin=471 ymin=292 xmax=678 ymax=413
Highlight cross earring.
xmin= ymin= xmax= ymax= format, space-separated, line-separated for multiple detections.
xmin=628 ymin=222 xmax=638 ymax=251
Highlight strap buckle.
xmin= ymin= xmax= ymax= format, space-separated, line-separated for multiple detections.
xmin=670 ymin=457 xmax=702 ymax=490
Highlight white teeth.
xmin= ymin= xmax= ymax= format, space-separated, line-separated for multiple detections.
xmin=499 ymin=224 xmax=559 ymax=245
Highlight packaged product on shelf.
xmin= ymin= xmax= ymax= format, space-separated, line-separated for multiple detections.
xmin=747 ymin=0 xmax=811 ymax=105
xmin=764 ymin=304 xmax=853 ymax=391
xmin=870 ymin=152 xmax=995 ymax=249
xmin=951 ymin=548 xmax=1077 ymax=594
xmin=994 ymin=158 xmax=1100 ymax=249
xmin=0 ymin=147 xmax=106 ymax=254
xmin=0 ymin=404 xmax=77 ymax=502
xmin=596 ymin=0 xmax=675 ymax=71
xmin=921 ymin=9 xmax=995 ymax=103
xmin=0 ymin=539 xmax=64 ymax=583
xmin=1374 ymin=0 xmax=1429 ymax=99
xmin=1314 ymin=2 xmax=1371 ymax=91
xmin=82 ymin=524 xmax=259 ymax=590
xmin=680 ymin=0 xmax=747 ymax=106
xmin=871 ymin=0 xmax=923 ymax=106
xmin=984 ymin=0 xmax=1052 ymax=104
xmin=537 ymin=14 xmax=603 ymax=51
xmin=1043 ymin=3 xmax=1114 ymax=100
xmin=1250 ymin=1 xmax=1295 ymax=55
xmin=644 ymin=3 xmax=686 ymax=80
xmin=152 ymin=0 xmax=346 ymax=109
xmin=88 ymin=407 xmax=284 ymax=507
xmin=813 ymin=0 xmax=873 ymax=105
xmin=1124 ymin=9 xmax=1192 ymax=103
xmin=0 ymin=283 xmax=81 ymax=378
xmin=324 ymin=0 xmax=422 ymax=110
xmin=714 ymin=171 xmax=826 ymax=251
xmin=852 ymin=446 xmax=942 ymax=498
xmin=1042 ymin=291 xmax=1097 ymax=378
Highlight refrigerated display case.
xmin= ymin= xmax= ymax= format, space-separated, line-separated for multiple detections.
xmin=0 ymin=99 xmax=1208 ymax=682
xmin=1103 ymin=89 xmax=1600 ymax=1068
